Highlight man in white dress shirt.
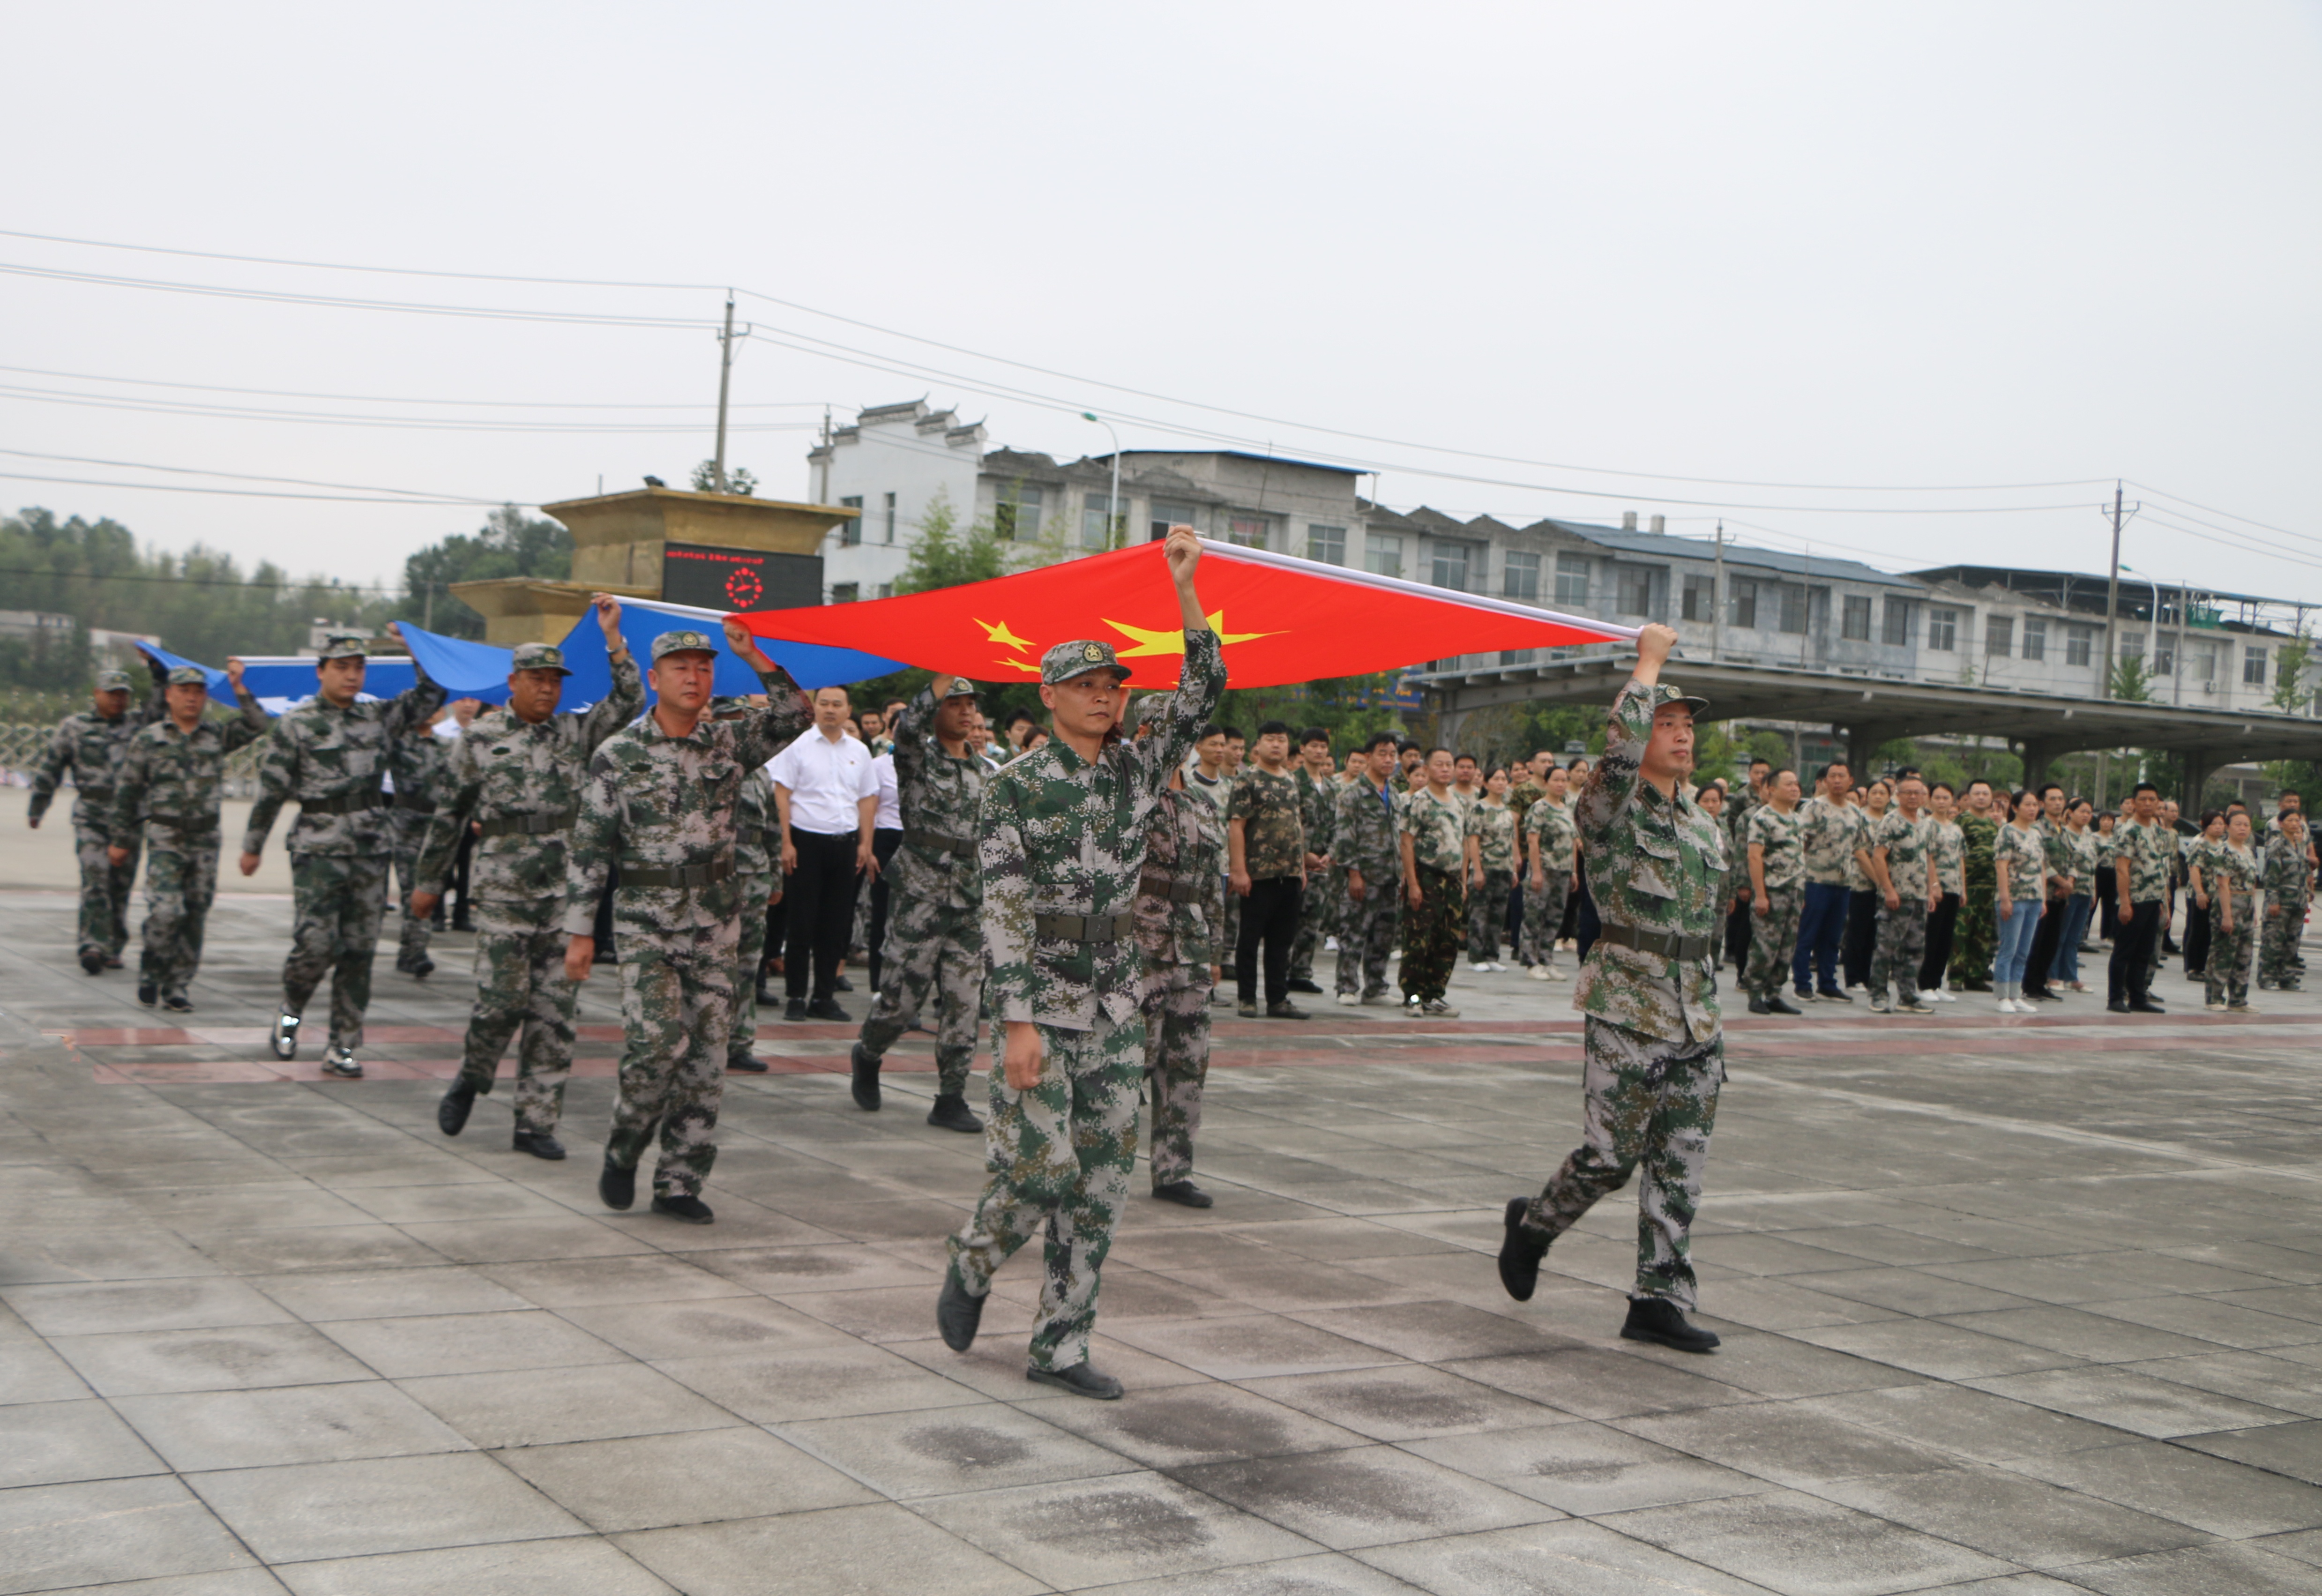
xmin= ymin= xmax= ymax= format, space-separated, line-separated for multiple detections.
xmin=771 ymin=687 xmax=880 ymax=1022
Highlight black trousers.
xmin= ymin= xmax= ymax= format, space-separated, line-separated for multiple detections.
xmin=449 ymin=824 xmax=476 ymax=930
xmin=1725 ymin=891 xmax=1754 ymax=971
xmin=2096 ymin=870 xmax=2118 ymax=941
xmin=784 ymin=830 xmax=864 ymax=1004
xmin=2181 ymin=892 xmax=2210 ymax=976
xmin=865 ymin=826 xmax=903 ymax=993
xmin=1920 ymin=892 xmax=1961 ymax=993
xmin=1236 ymin=875 xmax=1304 ymax=1006
xmin=2022 ymin=894 xmax=2068 ymax=996
xmin=1842 ymin=888 xmax=1879 ymax=987
xmin=2108 ymin=900 xmax=2162 ymax=1005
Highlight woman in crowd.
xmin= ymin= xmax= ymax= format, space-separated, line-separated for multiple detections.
xmin=1464 ymin=766 xmax=1518 ymax=971
xmin=1554 ymin=758 xmax=1591 ymax=950
xmin=2048 ymin=798 xmax=2100 ymax=992
xmin=1919 ymin=782 xmax=1964 ymax=1003
xmin=2183 ymin=809 xmax=2227 ymax=983
xmin=2093 ymin=808 xmax=2120 ymax=943
xmin=2205 ymin=809 xmax=2261 ymax=1011
xmin=1993 ymin=787 xmax=2050 ymax=1013
xmin=1842 ymin=776 xmax=1891 ymax=990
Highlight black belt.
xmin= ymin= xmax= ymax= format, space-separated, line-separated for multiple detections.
xmin=394 ymin=791 xmax=435 ymax=813
xmin=737 ymin=826 xmax=762 ymax=850
xmin=1139 ymin=873 xmax=1202 ymax=904
xmin=1034 ymin=911 xmax=1135 ymax=943
xmin=75 ymin=788 xmax=113 ymax=801
xmin=302 ymin=789 xmax=383 ymax=816
xmin=906 ymin=827 xmax=975 ymax=858
xmin=144 ymin=814 xmax=218 ymax=832
xmin=478 ymin=809 xmax=576 ymax=839
xmin=1595 ymin=922 xmax=1715 ymax=962
xmin=622 ymin=857 xmax=734 ymax=890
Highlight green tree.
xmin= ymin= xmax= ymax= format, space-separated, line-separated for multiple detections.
xmin=398 ymin=506 xmax=572 ymax=638
xmin=893 ymin=489 xmax=1010 ymax=595
xmin=2269 ymin=628 xmax=2313 ymax=715
xmin=690 ymin=461 xmax=758 ymax=496
xmin=2109 ymin=652 xmax=2155 ymax=702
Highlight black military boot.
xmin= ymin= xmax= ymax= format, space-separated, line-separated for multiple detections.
xmin=512 ymin=1129 xmax=565 ymax=1161
xmin=1747 ymin=992 xmax=1771 ymax=1014
xmin=1498 ymin=1197 xmax=1552 ymax=1301
xmin=80 ymin=949 xmax=105 ymax=975
xmin=850 ymin=1042 xmax=881 ymax=1111
xmin=437 ymin=1081 xmax=477 ymax=1136
xmin=651 ymin=1193 xmax=715 ymax=1224
xmin=1620 ymin=1296 xmax=1721 ymax=1353
xmin=937 ymin=1266 xmax=985 ymax=1351
xmin=727 ymin=1052 xmax=768 ymax=1074
xmin=137 ymin=981 xmax=158 ymax=1007
xmin=1028 ymin=1362 xmax=1123 ymax=1400
xmin=926 ymin=1093 xmax=981 ymax=1134
xmin=1765 ymin=992 xmax=1804 ymax=1016
xmin=598 ymin=1157 xmax=636 ymax=1211
xmin=1153 ymin=1180 xmax=1213 ymax=1208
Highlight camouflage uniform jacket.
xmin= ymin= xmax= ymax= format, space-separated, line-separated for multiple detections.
xmin=1135 ymin=786 xmax=1226 ymax=970
xmin=1525 ymin=797 xmax=1576 ymax=881
xmin=561 ymin=668 xmax=813 ymax=941
xmin=1399 ymin=788 xmax=1467 ymax=876
xmin=1995 ymin=823 xmax=2047 ymax=903
xmin=108 ymin=700 xmax=273 ymax=840
xmin=1295 ymin=765 xmax=1337 ymax=862
xmin=1573 ymin=678 xmax=1725 ymax=1045
xmin=1798 ymin=795 xmax=1870 ymax=887
xmin=243 ymin=667 xmax=448 ymax=858
xmin=1746 ymin=803 xmax=1805 ymax=891
xmin=979 ymin=627 xmax=1224 ymax=1030
xmin=2209 ymin=840 xmax=2261 ymax=903
xmin=1508 ymin=777 xmax=1546 ymax=828
xmin=736 ymin=768 xmax=779 ymax=887
xmin=388 ymin=716 xmax=447 ymax=814
xmin=1466 ymin=799 xmax=1517 ymax=873
xmin=415 ymin=652 xmax=644 ymax=901
xmin=2263 ymin=832 xmax=2311 ymax=904
xmin=2056 ymin=826 xmax=2099 ymax=896
xmin=2115 ymin=818 xmax=2174 ymax=904
xmin=890 ymin=682 xmax=987 ymax=914
xmin=1230 ymin=766 xmax=1306 ymax=879
xmin=29 ymin=696 xmax=162 ymax=823
xmin=1959 ymin=813 xmax=1999 ymax=890
xmin=1871 ymin=809 xmax=1934 ymax=901
xmin=1333 ymin=777 xmax=1400 ymax=885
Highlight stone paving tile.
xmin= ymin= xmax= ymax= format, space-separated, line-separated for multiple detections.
xmin=493 ymin=1425 xmax=876 ymax=1530
xmin=250 ymin=1265 xmax=534 ymax=1323
xmin=0 ymin=1475 xmax=261 ymax=1595
xmin=1400 ymin=1418 xmax=1770 ymax=1516
xmin=315 ymin=1308 xmax=625 ymax=1377
xmin=615 ymin=1502 xmax=1044 ymax=1596
xmin=2006 ymin=1437 xmax=2322 ymax=1537
xmin=397 ymin=1361 xmax=745 ymax=1450
xmin=2172 ymin=1417 xmax=2322 ymax=1484
xmin=1811 ymin=1463 xmax=2210 ymax=1567
xmin=2052 ymin=1539 xmax=2322 ymax=1595
xmin=2 ymin=1277 xmax=296 ymax=1336
xmin=185 ymin=1453 xmax=588 ymax=1564
xmin=113 ymin=1381 xmax=474 ymax=1469
xmin=914 ymin=1471 xmax=1326 ymax=1586
xmin=269 ymin=1538 xmax=676 ymax=1596
xmin=775 ymin=1401 xmax=1140 ymax=1499
xmin=0 ymin=1395 xmax=169 ymax=1487
xmin=1171 ymin=1442 xmax=1562 ymax=1551
xmin=1618 ymin=1400 xmax=1964 ymax=1490
xmin=1602 ymin=1487 xmax=2018 ymax=1594
xmin=1965 ymin=1365 xmax=2306 ymax=1439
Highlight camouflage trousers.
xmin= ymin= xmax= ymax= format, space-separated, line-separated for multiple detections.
xmin=2260 ymin=896 xmax=2305 ymax=989
xmin=1466 ymin=867 xmax=1515 ymax=962
xmin=1335 ymin=883 xmax=1397 ymax=997
xmin=457 ymin=902 xmax=575 ymax=1136
xmin=283 ymin=851 xmax=390 ymax=1048
xmin=1743 ymin=885 xmax=1802 ymax=997
xmin=607 ymin=942 xmax=735 ymax=1201
xmin=1869 ymin=899 xmax=1928 ymax=1005
xmin=857 ymin=891 xmax=982 ymax=1098
xmin=72 ymin=804 xmax=138 ymax=959
xmin=1523 ymin=871 xmax=1572 ymax=969
xmin=1290 ymin=867 xmax=1339 ymax=983
xmin=138 ymin=836 xmax=218 ymax=1000
xmin=729 ymin=871 xmax=773 ymax=1067
xmin=949 ymin=1014 xmax=1142 ymax=1372
xmin=2206 ymin=902 xmax=2253 ymax=1007
xmin=1521 ymin=1016 xmax=1725 ymax=1311
xmin=1950 ymin=880 xmax=1997 ymax=988
xmin=1398 ymin=865 xmax=1466 ymax=1004
xmin=1141 ymin=959 xmax=1212 ymax=1188
xmin=389 ymin=806 xmax=434 ymax=971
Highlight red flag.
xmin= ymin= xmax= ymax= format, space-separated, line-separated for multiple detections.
xmin=729 ymin=538 xmax=1634 ymax=688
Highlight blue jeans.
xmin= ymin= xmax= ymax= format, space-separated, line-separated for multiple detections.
xmin=1995 ymin=898 xmax=2042 ymax=985
xmin=2052 ymin=895 xmax=2095 ymax=983
xmin=1793 ymin=882 xmax=1850 ymax=993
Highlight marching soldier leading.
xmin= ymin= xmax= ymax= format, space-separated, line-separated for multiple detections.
xmin=416 ymin=597 xmax=643 ymax=1156
xmin=1497 ymin=622 xmax=1728 ymax=1354
xmin=30 ymin=659 xmax=164 ymax=974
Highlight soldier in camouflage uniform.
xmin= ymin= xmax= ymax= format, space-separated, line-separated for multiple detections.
xmin=416 ymin=611 xmax=643 ymax=1155
xmin=1792 ymin=765 xmax=1867 ymax=1000
xmin=851 ymin=674 xmax=989 ymax=1133
xmin=29 ymin=661 xmax=164 ymax=973
xmin=726 ymin=757 xmax=782 ymax=1075
xmin=1865 ymin=774 xmax=1938 ymax=1013
xmin=1523 ymin=767 xmax=1577 ymax=979
xmin=564 ymin=625 xmax=812 ymax=1220
xmin=387 ymin=696 xmax=455 ymax=979
xmin=936 ymin=526 xmax=1221 ymax=1402
xmin=1497 ymin=622 xmax=1726 ymax=1353
xmin=106 ymin=663 xmax=270 ymax=1010
xmin=1464 ymin=769 xmax=1518 ymax=967
xmin=1949 ymin=780 xmax=2001 ymax=991
xmin=1333 ymin=731 xmax=1402 ymax=1005
xmin=1397 ymin=749 xmax=1468 ymax=1016
xmin=2106 ymin=783 xmax=2172 ymax=1013
xmin=2205 ymin=812 xmax=2261 ymax=1010
xmin=1744 ymin=770 xmax=1805 ymax=1014
xmin=1133 ymin=693 xmax=1227 ymax=1207
xmin=2261 ymin=811 xmax=2309 ymax=991
xmin=1287 ymin=729 xmax=1337 ymax=993
xmin=240 ymin=629 xmax=447 ymax=1077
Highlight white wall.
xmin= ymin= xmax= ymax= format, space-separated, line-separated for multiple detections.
xmin=810 ymin=406 xmax=982 ymax=601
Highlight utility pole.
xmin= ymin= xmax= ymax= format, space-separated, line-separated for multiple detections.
xmin=1711 ymin=519 xmax=1725 ymax=664
xmin=2101 ymin=480 xmax=2125 ymax=698
xmin=711 ymin=295 xmax=738 ymax=494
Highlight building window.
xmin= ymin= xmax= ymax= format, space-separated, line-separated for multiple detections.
xmin=1730 ymin=580 xmax=1759 ymax=631
xmin=1366 ymin=533 xmax=1404 ymax=578
xmin=831 ymin=582 xmax=860 ymax=604
xmin=1553 ymin=552 xmax=1590 ymax=607
xmin=884 ymin=491 xmax=897 ymax=545
xmin=1928 ymin=607 xmax=1957 ymax=652
xmin=1227 ymin=515 xmax=1269 ymax=549
xmin=1777 ymin=584 xmax=1807 ymax=635
xmin=1503 ymin=550 xmax=1540 ymax=601
xmin=1616 ymin=566 xmax=1653 ymax=617
xmin=877 ymin=583 xmax=893 ymax=599
xmin=2246 ymin=645 xmax=2269 ymax=685
xmin=1882 ymin=597 xmax=1912 ymax=647
xmin=1986 ymin=616 xmax=2014 ymax=657
xmin=1841 ymin=595 xmax=1871 ymax=641
xmin=2155 ymin=638 xmax=2174 ymax=676
xmin=994 ymin=485 xmax=1041 ymax=541
xmin=1150 ymin=500 xmax=1197 ymax=542
xmin=2023 ymin=618 xmax=2046 ymax=661
xmin=2193 ymin=641 xmax=2219 ymax=684
xmin=840 ymin=495 xmax=864 ymax=548
xmin=2120 ymin=632 xmax=2145 ymax=661
xmin=1500 ymin=649 xmax=1534 ymax=667
xmin=1431 ymin=542 xmax=1471 ymax=593
xmin=1681 ymin=574 xmax=1712 ymax=622
xmin=2065 ymin=625 xmax=2094 ymax=667
xmin=1307 ymin=524 xmax=1346 ymax=566
xmin=1082 ymin=492 xmax=1121 ymax=550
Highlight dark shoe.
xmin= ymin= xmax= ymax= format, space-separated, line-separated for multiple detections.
xmin=785 ymin=998 xmax=808 ymax=1022
xmin=1747 ymin=993 xmax=1771 ymax=1014
xmin=727 ymin=1052 xmax=768 ymax=1074
xmin=137 ymin=981 xmax=157 ymax=1007
xmin=320 ymin=1046 xmax=362 ymax=1079
xmin=2129 ymin=997 xmax=2166 ymax=1014
xmin=599 ymin=1158 xmax=636 ymax=1211
xmin=2107 ymin=1000 xmax=2133 ymax=1014
xmin=1620 ymin=1295 xmax=1721 ymax=1353
xmin=833 ymin=974 xmax=854 ymax=992
xmin=1766 ymin=994 xmax=1804 ymax=1016
xmin=755 ymin=979 xmax=778 ymax=1005
xmin=1286 ymin=977 xmax=1324 ymax=994
xmin=1266 ymin=1001 xmax=1312 ymax=1020
xmin=512 ymin=1129 xmax=565 ymax=1160
xmin=927 ymin=1093 xmax=982 ymax=1134
xmin=79 ymin=949 xmax=105 ymax=975
xmin=806 ymin=998 xmax=851 ymax=1022
xmin=103 ymin=953 xmax=124 ymax=970
xmin=406 ymin=958 xmax=435 ymax=980
xmin=1498 ymin=1196 xmax=1552 ymax=1301
xmin=162 ymin=993 xmax=193 ymax=1014
xmin=849 ymin=1041 xmax=882 ymax=1110
xmin=1153 ymin=1179 xmax=1214 ymax=1208
xmin=1027 ymin=1362 xmax=1123 ymax=1400
xmin=1792 ymin=987 xmax=1815 ymax=1003
xmin=269 ymin=1009 xmax=299 ymax=1059
xmin=1817 ymin=988 xmax=1851 ymax=1002
xmin=451 ymin=914 xmax=474 ymax=932
xmin=437 ymin=1081 xmax=477 ymax=1136
xmin=937 ymin=1267 xmax=984 ymax=1351
xmin=1236 ymin=1000 xmax=1259 ymax=1018
xmin=651 ymin=1193 xmax=715 ymax=1224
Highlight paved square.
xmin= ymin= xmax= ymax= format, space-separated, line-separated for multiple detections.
xmin=5 ymin=884 xmax=2322 ymax=1594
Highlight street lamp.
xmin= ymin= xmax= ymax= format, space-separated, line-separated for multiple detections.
xmin=2120 ymin=562 xmax=2164 ymax=698
xmin=1081 ymin=411 xmax=1122 ymax=550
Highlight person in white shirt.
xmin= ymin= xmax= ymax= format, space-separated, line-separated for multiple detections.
xmin=771 ymin=687 xmax=880 ymax=1022
xmin=863 ymin=743 xmax=905 ymax=992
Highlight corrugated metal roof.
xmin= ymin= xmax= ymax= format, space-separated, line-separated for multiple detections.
xmin=1533 ymin=520 xmax=1922 ymax=589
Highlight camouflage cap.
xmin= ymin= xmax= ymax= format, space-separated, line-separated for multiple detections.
xmin=650 ymin=629 xmax=718 ymax=663
xmin=1041 ymin=639 xmax=1132 ymax=685
xmin=941 ymin=677 xmax=979 ymax=701
xmin=165 ymin=666 xmax=208 ymax=687
xmin=316 ymin=631 xmax=370 ymax=661
xmin=1644 ymin=682 xmax=1710 ymax=718
xmin=95 ymin=669 xmax=132 ymax=692
xmin=509 ymin=641 xmax=572 ymax=676
xmin=1131 ymin=690 xmax=1176 ymax=729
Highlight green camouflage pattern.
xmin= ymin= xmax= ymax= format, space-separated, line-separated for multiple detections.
xmin=2206 ymin=841 xmax=2260 ymax=1007
xmin=1333 ymin=774 xmax=1402 ymax=883
xmin=1520 ymin=1016 xmax=1724 ymax=1310
xmin=1745 ymin=883 xmax=1803 ymax=996
xmin=1871 ymin=810 xmax=1934 ymax=901
xmin=1335 ymin=776 xmax=1402 ymax=997
xmin=1571 ymin=679 xmax=1725 ymax=1046
xmin=1142 ymin=957 xmax=1211 ymax=1188
xmin=1466 ymin=866 xmax=1515 ymax=962
xmin=34 ymin=693 xmax=163 ymax=956
xmin=1397 ymin=864 xmax=1464 ymax=1004
xmin=2054 ymin=825 xmax=2099 ymax=896
xmin=1995 ymin=822 xmax=2047 ymax=903
xmin=1138 ymin=787 xmax=1224 ymax=1187
xmin=283 ymin=851 xmax=391 ymax=1047
xmin=1288 ymin=766 xmax=1340 ymax=983
xmin=890 ymin=679 xmax=989 ymax=912
xmin=1746 ymin=804 xmax=1804 ymax=891
xmin=1229 ymin=765 xmax=1305 ymax=880
xmin=458 ymin=910 xmax=575 ymax=1134
xmin=1523 ymin=798 xmax=1577 ymax=968
xmin=109 ymin=702 xmax=270 ymax=999
xmin=1466 ymin=798 xmax=1517 ymax=873
xmin=1870 ymin=900 xmax=1929 ymax=1005
xmin=136 ymin=842 xmax=217 ymax=1000
xmin=386 ymin=721 xmax=448 ymax=970
xmin=1931 ymin=817 xmax=1965 ymax=895
xmin=607 ymin=947 xmax=731 ymax=1197
xmin=1950 ymin=813 xmax=1999 ymax=986
xmin=2260 ymin=831 xmax=2308 ymax=988
xmin=728 ymin=768 xmax=778 ymax=1070
xmin=2115 ymin=817 xmax=2174 ymax=904
xmin=1335 ymin=876 xmax=1399 ymax=998
xmin=1797 ymin=795 xmax=1868 ymax=887
xmin=242 ymin=667 xmax=447 ymax=858
xmin=977 ymin=628 xmax=1224 ymax=1031
xmin=1399 ymin=787 xmax=1466 ymax=876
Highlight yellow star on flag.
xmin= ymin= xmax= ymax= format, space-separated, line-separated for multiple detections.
xmin=995 ymin=658 xmax=1043 ymax=674
xmin=1104 ymin=611 xmax=1278 ymax=656
xmin=977 ymin=617 xmax=1033 ymax=652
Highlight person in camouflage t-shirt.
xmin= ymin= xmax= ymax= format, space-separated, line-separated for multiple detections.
xmin=30 ymin=660 xmax=165 ymax=972
xmin=1497 ymin=623 xmax=1727 ymax=1355
xmin=1287 ymin=730 xmax=1338 ymax=992
xmin=1396 ymin=750 xmax=1468 ymax=1015
xmin=1744 ymin=771 xmax=1805 ymax=1011
xmin=936 ymin=528 xmax=1222 ymax=1402
xmin=2106 ymin=783 xmax=2173 ymax=1012
xmin=1228 ymin=723 xmax=1308 ymax=1017
xmin=1523 ymin=768 xmax=1577 ymax=978
xmin=2260 ymin=811 xmax=2310 ymax=991
xmin=1949 ymin=780 xmax=2001 ymax=992
xmin=1333 ymin=732 xmax=1402 ymax=1004
xmin=2205 ymin=813 xmax=2262 ymax=1009
xmin=1792 ymin=764 xmax=1866 ymax=999
xmin=1865 ymin=774 xmax=1938 ymax=1012
xmin=1463 ymin=768 xmax=1519 ymax=967
xmin=1133 ymin=693 xmax=1228 ymax=1207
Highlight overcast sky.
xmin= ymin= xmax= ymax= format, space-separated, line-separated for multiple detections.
xmin=7 ymin=1 xmax=2317 ymax=605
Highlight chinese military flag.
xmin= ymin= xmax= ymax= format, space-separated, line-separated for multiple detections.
xmin=726 ymin=537 xmax=1633 ymax=688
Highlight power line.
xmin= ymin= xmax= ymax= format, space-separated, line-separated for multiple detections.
xmin=0 ymin=562 xmax=403 ymax=593
xmin=0 ymin=448 xmax=500 ymax=502
xmin=0 ymin=226 xmax=724 ymax=293
xmin=0 ymin=362 xmax=834 ymax=411
xmin=0 ymin=384 xmax=817 ymax=435
xmin=2130 ymin=482 xmax=2316 ymax=546
xmin=0 ymin=471 xmax=496 ymax=506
